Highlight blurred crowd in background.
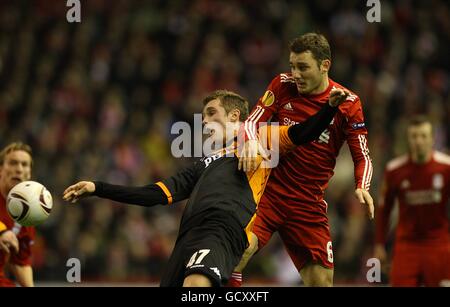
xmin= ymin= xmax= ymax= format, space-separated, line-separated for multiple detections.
xmin=0 ymin=0 xmax=449 ymax=285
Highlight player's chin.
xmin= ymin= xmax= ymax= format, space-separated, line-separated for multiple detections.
xmin=6 ymin=179 xmax=20 ymax=191
xmin=296 ymin=85 xmax=309 ymax=94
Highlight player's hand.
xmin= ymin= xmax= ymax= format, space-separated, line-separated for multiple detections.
xmin=354 ymin=188 xmax=374 ymax=220
xmin=0 ymin=230 xmax=19 ymax=254
xmin=238 ymin=140 xmax=268 ymax=172
xmin=329 ymin=88 xmax=350 ymax=107
xmin=374 ymin=244 xmax=391 ymax=275
xmin=374 ymin=244 xmax=387 ymax=264
xmin=63 ymin=181 xmax=96 ymax=203
xmin=238 ymin=140 xmax=259 ymax=172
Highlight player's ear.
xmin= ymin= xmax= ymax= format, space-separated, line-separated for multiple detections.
xmin=229 ymin=109 xmax=240 ymax=122
xmin=320 ymin=59 xmax=331 ymax=74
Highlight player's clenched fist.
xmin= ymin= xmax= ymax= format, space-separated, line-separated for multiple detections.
xmin=328 ymin=88 xmax=350 ymax=107
xmin=63 ymin=181 xmax=96 ymax=203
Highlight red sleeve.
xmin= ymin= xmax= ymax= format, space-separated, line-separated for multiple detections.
xmin=10 ymin=226 xmax=35 ymax=266
xmin=375 ymin=170 xmax=397 ymax=245
xmin=243 ymin=75 xmax=282 ymax=141
xmin=342 ymin=98 xmax=373 ymax=190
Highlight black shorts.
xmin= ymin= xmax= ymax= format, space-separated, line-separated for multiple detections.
xmin=160 ymin=211 xmax=248 ymax=287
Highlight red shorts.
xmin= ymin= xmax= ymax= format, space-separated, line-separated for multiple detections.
xmin=391 ymin=241 xmax=450 ymax=287
xmin=252 ymin=197 xmax=333 ymax=271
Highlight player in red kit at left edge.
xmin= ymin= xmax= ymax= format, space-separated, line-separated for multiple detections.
xmin=0 ymin=143 xmax=36 ymax=287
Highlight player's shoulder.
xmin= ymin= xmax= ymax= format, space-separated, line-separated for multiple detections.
xmin=272 ymin=73 xmax=297 ymax=91
xmin=433 ymin=151 xmax=450 ymax=166
xmin=386 ymin=154 xmax=410 ymax=172
xmin=266 ymin=73 xmax=297 ymax=101
xmin=278 ymin=72 xmax=296 ymax=84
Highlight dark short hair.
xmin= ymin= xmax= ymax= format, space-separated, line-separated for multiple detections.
xmin=407 ymin=115 xmax=433 ymax=134
xmin=0 ymin=142 xmax=33 ymax=166
xmin=202 ymin=90 xmax=249 ymax=121
xmin=289 ymin=32 xmax=331 ymax=65
xmin=408 ymin=115 xmax=432 ymax=127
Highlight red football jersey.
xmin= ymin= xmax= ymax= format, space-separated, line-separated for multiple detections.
xmin=0 ymin=194 xmax=35 ymax=286
xmin=376 ymin=151 xmax=450 ymax=244
xmin=244 ymin=73 xmax=372 ymax=205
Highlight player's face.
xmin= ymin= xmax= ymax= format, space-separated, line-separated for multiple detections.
xmin=202 ymin=99 xmax=238 ymax=144
xmin=290 ymin=51 xmax=329 ymax=95
xmin=0 ymin=150 xmax=32 ymax=193
xmin=407 ymin=123 xmax=434 ymax=161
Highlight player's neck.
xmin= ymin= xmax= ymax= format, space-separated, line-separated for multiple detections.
xmin=411 ymin=151 xmax=433 ymax=164
xmin=309 ymin=76 xmax=329 ymax=95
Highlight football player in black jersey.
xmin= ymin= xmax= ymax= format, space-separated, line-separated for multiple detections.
xmin=63 ymin=89 xmax=347 ymax=287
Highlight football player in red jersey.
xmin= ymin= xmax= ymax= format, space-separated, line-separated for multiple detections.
xmin=374 ymin=116 xmax=450 ymax=287
xmin=231 ymin=33 xmax=374 ymax=286
xmin=0 ymin=142 xmax=35 ymax=287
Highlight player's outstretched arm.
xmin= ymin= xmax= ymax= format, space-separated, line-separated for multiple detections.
xmin=63 ymin=180 xmax=168 ymax=207
xmin=64 ymin=163 xmax=201 ymax=206
xmin=288 ymin=103 xmax=336 ymax=145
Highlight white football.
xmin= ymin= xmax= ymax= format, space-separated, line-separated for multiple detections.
xmin=6 ymin=181 xmax=53 ymax=226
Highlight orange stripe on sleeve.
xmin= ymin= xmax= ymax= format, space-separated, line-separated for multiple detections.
xmin=0 ymin=221 xmax=6 ymax=232
xmin=259 ymin=125 xmax=295 ymax=155
xmin=278 ymin=125 xmax=295 ymax=154
xmin=155 ymin=182 xmax=173 ymax=205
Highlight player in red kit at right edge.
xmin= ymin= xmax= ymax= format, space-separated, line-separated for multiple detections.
xmin=375 ymin=116 xmax=450 ymax=287
xmin=229 ymin=33 xmax=374 ymax=286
